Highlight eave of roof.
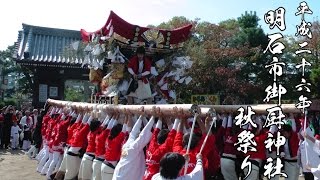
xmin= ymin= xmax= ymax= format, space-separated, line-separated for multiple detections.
xmin=13 ymin=23 xmax=85 ymax=67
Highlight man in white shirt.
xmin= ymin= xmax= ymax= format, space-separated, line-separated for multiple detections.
xmin=304 ymin=133 xmax=320 ymax=179
xmin=20 ymin=110 xmax=32 ymax=150
xmin=300 ymin=126 xmax=320 ymax=180
xmin=20 ymin=110 xmax=32 ymax=128
xmin=112 ymin=113 xmax=155 ymax=180
xmin=31 ymin=109 xmax=39 ymax=130
xmin=152 ymin=153 xmax=203 ymax=180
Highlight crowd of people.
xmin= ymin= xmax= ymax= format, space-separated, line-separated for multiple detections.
xmin=0 ymin=105 xmax=41 ymax=153
xmin=2 ymin=104 xmax=320 ymax=180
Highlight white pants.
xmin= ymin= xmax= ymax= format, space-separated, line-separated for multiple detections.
xmin=268 ymin=151 xmax=280 ymax=180
xmin=41 ymin=152 xmax=53 ymax=174
xmin=244 ymin=162 xmax=260 ymax=180
xmin=58 ymin=147 xmax=69 ymax=173
xmin=128 ymin=80 xmax=152 ymax=99
xmin=78 ymin=154 xmax=94 ymax=180
xmin=55 ymin=153 xmax=63 ymax=172
xmin=22 ymin=140 xmax=31 ymax=150
xmin=11 ymin=134 xmax=19 ymax=148
xmin=221 ymin=157 xmax=237 ymax=180
xmin=92 ymin=159 xmax=103 ymax=180
xmin=46 ymin=151 xmax=62 ymax=179
xmin=26 ymin=145 xmax=37 ymax=158
xmin=37 ymin=147 xmax=49 ymax=172
xmin=285 ymin=161 xmax=299 ymax=180
xmin=64 ymin=154 xmax=81 ymax=180
xmin=36 ymin=145 xmax=47 ymax=161
xmin=101 ymin=162 xmax=116 ymax=180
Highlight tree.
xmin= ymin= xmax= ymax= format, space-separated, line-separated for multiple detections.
xmin=156 ymin=12 xmax=270 ymax=104
xmin=0 ymin=45 xmax=34 ymax=99
xmin=65 ymin=87 xmax=83 ymax=102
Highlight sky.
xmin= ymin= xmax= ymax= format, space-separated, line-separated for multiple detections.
xmin=0 ymin=0 xmax=319 ymax=50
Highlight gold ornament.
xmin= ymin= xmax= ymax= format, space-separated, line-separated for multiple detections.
xmin=89 ymin=69 xmax=103 ymax=85
xmin=142 ymin=29 xmax=164 ymax=47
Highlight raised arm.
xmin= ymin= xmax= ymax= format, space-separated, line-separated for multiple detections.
xmin=196 ymin=116 xmax=206 ymax=135
xmin=185 ymin=153 xmax=204 ymax=179
xmin=132 ymin=116 xmax=155 ymax=150
xmin=173 ymin=117 xmax=185 ymax=152
xmin=107 ymin=116 xmax=116 ymax=130
xmin=165 ymin=116 xmax=174 ymax=130
xmin=221 ymin=114 xmax=227 ymax=128
xmin=129 ymin=115 xmax=143 ymax=141
xmin=178 ymin=117 xmax=185 ymax=133
xmin=304 ymin=132 xmax=316 ymax=143
xmin=101 ymin=114 xmax=111 ymax=127
xmin=225 ymin=114 xmax=233 ymax=136
xmin=163 ymin=118 xmax=180 ymax=151
xmin=205 ymin=115 xmax=214 ymax=135
xmin=126 ymin=112 xmax=134 ymax=133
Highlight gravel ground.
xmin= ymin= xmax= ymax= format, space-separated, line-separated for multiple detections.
xmin=0 ymin=149 xmax=43 ymax=180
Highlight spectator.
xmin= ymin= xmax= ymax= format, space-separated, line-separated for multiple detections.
xmin=20 ymin=110 xmax=32 ymax=150
xmin=27 ymin=109 xmax=44 ymax=158
xmin=31 ymin=109 xmax=39 ymax=130
xmin=11 ymin=121 xmax=21 ymax=150
xmin=1 ymin=105 xmax=15 ymax=149
xmin=0 ymin=107 xmax=5 ymax=146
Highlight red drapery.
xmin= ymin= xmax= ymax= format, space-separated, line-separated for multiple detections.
xmin=80 ymin=11 xmax=192 ymax=46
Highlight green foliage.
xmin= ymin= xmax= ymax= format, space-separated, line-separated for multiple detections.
xmin=0 ymin=101 xmax=5 ymax=109
xmin=0 ymin=45 xmax=34 ymax=98
xmin=155 ymin=11 xmax=272 ymax=104
xmin=64 ymin=87 xmax=84 ymax=102
xmin=4 ymin=99 xmax=17 ymax=107
xmin=1 ymin=46 xmax=16 ymax=76
xmin=238 ymin=11 xmax=260 ymax=29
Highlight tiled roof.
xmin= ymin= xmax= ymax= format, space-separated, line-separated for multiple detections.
xmin=13 ymin=24 xmax=85 ymax=67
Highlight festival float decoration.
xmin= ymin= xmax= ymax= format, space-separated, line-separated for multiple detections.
xmin=72 ymin=11 xmax=193 ymax=105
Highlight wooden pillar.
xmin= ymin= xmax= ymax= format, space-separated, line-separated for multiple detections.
xmin=58 ymin=69 xmax=64 ymax=100
xmin=60 ymin=78 xmax=65 ymax=100
xmin=33 ymin=68 xmax=40 ymax=108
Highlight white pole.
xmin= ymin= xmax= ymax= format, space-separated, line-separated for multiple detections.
xmin=304 ymin=110 xmax=309 ymax=164
xmin=199 ymin=117 xmax=216 ymax=154
xmin=184 ymin=112 xmax=199 ymax=175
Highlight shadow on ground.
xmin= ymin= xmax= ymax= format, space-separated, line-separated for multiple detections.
xmin=0 ymin=149 xmax=26 ymax=155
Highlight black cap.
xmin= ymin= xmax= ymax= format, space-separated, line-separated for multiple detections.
xmin=136 ymin=46 xmax=145 ymax=54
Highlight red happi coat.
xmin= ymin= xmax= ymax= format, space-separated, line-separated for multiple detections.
xmin=66 ymin=122 xmax=81 ymax=145
xmin=222 ymin=127 xmax=242 ymax=156
xmin=46 ymin=115 xmax=62 ymax=149
xmin=71 ymin=124 xmax=90 ymax=150
xmin=86 ymin=127 xmax=102 ymax=154
xmin=95 ymin=128 xmax=110 ymax=158
xmin=104 ymin=132 xmax=126 ymax=161
xmin=41 ymin=115 xmax=51 ymax=138
xmin=173 ymin=132 xmax=211 ymax=175
xmin=246 ymin=132 xmax=268 ymax=160
xmin=53 ymin=117 xmax=71 ymax=153
xmin=283 ymin=131 xmax=299 ymax=158
xmin=144 ymin=128 xmax=177 ymax=180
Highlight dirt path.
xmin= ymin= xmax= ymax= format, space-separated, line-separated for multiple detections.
xmin=0 ymin=149 xmax=43 ymax=180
